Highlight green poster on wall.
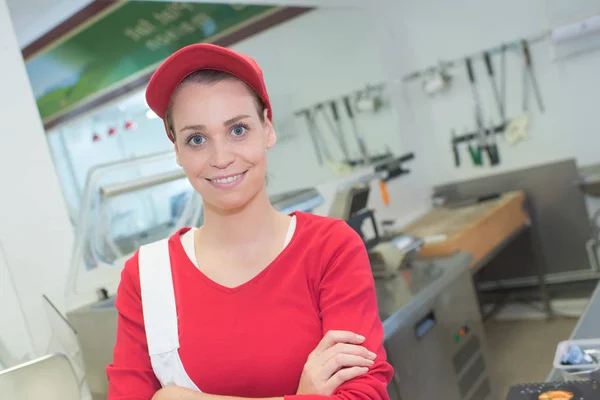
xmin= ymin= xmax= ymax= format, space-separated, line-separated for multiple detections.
xmin=25 ymin=2 xmax=279 ymax=124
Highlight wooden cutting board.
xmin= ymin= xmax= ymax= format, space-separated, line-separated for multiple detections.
xmin=402 ymin=191 xmax=529 ymax=268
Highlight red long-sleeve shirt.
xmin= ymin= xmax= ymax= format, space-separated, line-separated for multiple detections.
xmin=107 ymin=211 xmax=393 ymax=399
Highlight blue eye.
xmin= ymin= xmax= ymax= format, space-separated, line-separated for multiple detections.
xmin=231 ymin=124 xmax=248 ymax=137
xmin=188 ymin=135 xmax=206 ymax=146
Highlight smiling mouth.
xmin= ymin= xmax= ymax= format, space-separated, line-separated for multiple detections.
xmin=207 ymin=170 xmax=248 ymax=184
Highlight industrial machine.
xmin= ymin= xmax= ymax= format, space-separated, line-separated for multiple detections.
xmin=328 ymin=179 xmax=424 ymax=278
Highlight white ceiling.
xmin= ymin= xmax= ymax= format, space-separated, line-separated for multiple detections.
xmin=6 ymin=0 xmax=93 ymax=48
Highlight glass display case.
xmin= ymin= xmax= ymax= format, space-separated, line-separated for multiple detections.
xmin=66 ymin=150 xmax=202 ymax=307
xmin=62 ymin=150 xmax=201 ymax=399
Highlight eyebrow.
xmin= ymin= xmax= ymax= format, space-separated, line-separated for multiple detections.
xmin=179 ymin=115 xmax=252 ymax=133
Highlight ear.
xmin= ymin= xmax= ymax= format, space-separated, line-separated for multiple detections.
xmin=174 ymin=142 xmax=182 ymax=166
xmin=264 ymin=109 xmax=276 ymax=149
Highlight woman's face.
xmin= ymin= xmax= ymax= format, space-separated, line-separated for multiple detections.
xmin=170 ymin=79 xmax=275 ymax=213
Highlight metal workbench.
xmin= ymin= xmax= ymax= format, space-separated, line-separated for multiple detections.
xmin=473 ymin=219 xmax=553 ymax=321
xmin=547 ymin=281 xmax=600 ymax=382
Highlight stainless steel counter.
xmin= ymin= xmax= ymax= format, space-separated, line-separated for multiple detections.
xmin=378 ymin=252 xmax=472 ymax=329
xmin=381 ymin=252 xmax=499 ymax=400
xmin=547 ymin=281 xmax=600 ymax=381
xmin=374 ymin=253 xmax=464 ymax=323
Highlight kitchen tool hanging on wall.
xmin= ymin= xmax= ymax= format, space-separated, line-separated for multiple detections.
xmin=444 ymin=35 xmax=548 ymax=167
xmin=451 ymin=130 xmax=461 ymax=167
xmin=402 ymin=31 xmax=548 ymax=83
xmin=505 ymin=39 xmax=545 ymax=145
xmin=483 ymin=51 xmax=505 ymax=123
xmin=422 ymin=62 xmax=453 ymax=96
xmin=465 ymin=57 xmax=488 ymax=167
xmin=319 ymin=102 xmax=351 ymax=162
xmin=522 ymin=39 xmax=545 ymax=114
xmin=343 ymin=96 xmax=371 ymax=166
xmin=450 ymin=123 xmax=506 ymax=168
xmin=355 ymin=84 xmax=385 ymax=113
xmin=485 ymin=119 xmax=501 ymax=166
xmin=298 ymin=109 xmax=330 ymax=166
xmin=294 ymin=82 xmax=393 ymax=170
xmin=297 ymin=108 xmax=352 ymax=177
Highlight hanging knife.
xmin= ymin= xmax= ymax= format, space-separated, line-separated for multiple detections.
xmin=484 ymin=51 xmax=505 ymax=121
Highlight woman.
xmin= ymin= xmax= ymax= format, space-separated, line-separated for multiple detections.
xmin=107 ymin=43 xmax=393 ymax=400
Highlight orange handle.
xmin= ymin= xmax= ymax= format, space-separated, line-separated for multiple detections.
xmin=379 ymin=181 xmax=390 ymax=206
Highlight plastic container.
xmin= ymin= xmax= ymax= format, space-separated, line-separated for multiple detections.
xmin=553 ymin=339 xmax=600 ymax=380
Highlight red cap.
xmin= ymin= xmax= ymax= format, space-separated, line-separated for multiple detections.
xmin=146 ymin=43 xmax=272 ymax=141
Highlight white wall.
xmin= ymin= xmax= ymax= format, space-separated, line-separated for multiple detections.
xmin=375 ymin=0 xmax=600 ymax=189
xmin=7 ymin=0 xmax=93 ymax=48
xmin=0 ymin=0 xmax=74 ymax=363
xmin=0 ymin=244 xmax=34 ymax=368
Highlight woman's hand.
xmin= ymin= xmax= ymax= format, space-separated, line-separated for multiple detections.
xmin=296 ymin=330 xmax=376 ymax=396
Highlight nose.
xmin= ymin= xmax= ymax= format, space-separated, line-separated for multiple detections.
xmin=209 ymin=138 xmax=234 ymax=169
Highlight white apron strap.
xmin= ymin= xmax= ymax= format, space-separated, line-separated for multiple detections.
xmin=138 ymin=238 xmax=201 ymax=391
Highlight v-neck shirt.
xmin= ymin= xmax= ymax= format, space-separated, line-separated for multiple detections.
xmin=107 ymin=211 xmax=393 ymax=399
xmin=180 ymin=215 xmax=297 ymax=269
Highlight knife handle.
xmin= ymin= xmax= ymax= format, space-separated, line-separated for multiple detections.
xmin=343 ymin=96 xmax=354 ymax=118
xmin=466 ymin=58 xmax=475 ymax=83
xmin=484 ymin=52 xmax=494 ymax=76
xmin=330 ymin=101 xmax=340 ymax=121
xmin=522 ymin=40 xmax=531 ymax=66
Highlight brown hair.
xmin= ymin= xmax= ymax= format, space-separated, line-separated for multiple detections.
xmin=165 ymin=70 xmax=266 ymax=139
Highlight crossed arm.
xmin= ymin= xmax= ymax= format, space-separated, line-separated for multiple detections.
xmin=153 ymin=331 xmax=378 ymax=400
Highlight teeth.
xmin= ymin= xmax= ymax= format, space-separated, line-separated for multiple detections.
xmin=213 ymin=173 xmax=243 ymax=184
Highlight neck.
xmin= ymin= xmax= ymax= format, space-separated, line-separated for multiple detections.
xmin=200 ymin=187 xmax=285 ymax=248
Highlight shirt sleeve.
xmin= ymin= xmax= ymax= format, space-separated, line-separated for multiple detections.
xmin=106 ymin=252 xmax=161 ymax=400
xmin=286 ymin=221 xmax=394 ymax=400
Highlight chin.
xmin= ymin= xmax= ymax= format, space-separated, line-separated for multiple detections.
xmin=202 ymin=191 xmax=255 ymax=214
xmin=213 ymin=198 xmax=249 ymax=212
